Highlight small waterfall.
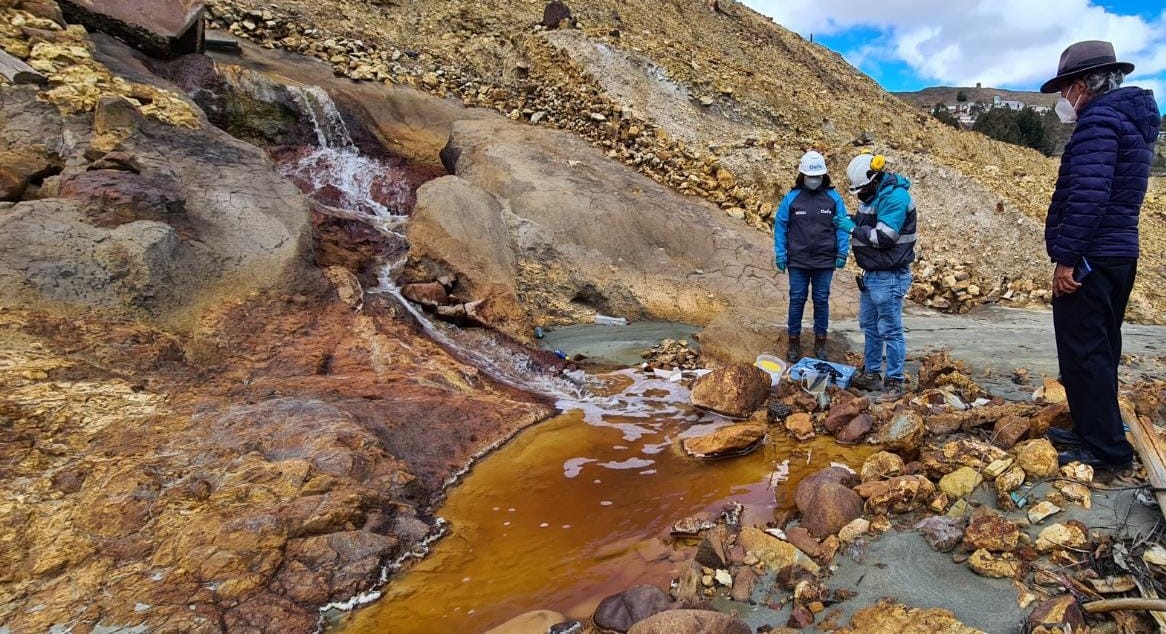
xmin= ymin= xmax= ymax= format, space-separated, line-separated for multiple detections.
xmin=285 ymin=86 xmax=410 ymax=230
xmin=281 ymin=85 xmax=583 ymax=400
xmin=295 ymin=85 xmax=355 ymax=149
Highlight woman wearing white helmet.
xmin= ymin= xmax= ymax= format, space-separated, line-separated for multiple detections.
xmin=773 ymin=150 xmax=851 ymax=361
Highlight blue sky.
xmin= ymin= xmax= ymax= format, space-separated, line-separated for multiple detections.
xmin=741 ymin=0 xmax=1166 ymax=113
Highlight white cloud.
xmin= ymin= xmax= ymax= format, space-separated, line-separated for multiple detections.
xmin=741 ymin=0 xmax=1166 ymax=108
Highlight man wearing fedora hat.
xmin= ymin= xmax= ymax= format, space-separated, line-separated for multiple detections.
xmin=1040 ymin=40 xmax=1160 ymax=470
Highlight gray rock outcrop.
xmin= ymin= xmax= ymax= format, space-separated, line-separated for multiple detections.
xmin=0 ymin=86 xmax=311 ymax=317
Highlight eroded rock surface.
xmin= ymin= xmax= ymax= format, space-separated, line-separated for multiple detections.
xmin=0 ymin=286 xmax=553 ymax=631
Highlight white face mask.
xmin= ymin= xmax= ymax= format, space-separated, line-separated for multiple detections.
xmin=1055 ymin=84 xmax=1082 ymax=124
xmin=803 ymin=176 xmax=824 ymax=190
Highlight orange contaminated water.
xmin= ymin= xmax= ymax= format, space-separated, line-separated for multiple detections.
xmin=336 ymin=370 xmax=875 ymax=633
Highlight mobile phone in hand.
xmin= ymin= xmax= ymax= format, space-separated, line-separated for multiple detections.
xmin=1073 ymin=257 xmax=1092 ymax=283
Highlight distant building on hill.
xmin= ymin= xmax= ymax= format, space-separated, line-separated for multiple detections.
xmin=993 ymin=95 xmax=1026 ymax=111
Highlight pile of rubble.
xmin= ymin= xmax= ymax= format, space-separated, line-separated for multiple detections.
xmin=662 ymin=350 xmax=1166 ymax=631
xmin=640 ymin=338 xmax=700 ymax=373
xmin=909 ymin=252 xmax=1055 ymax=314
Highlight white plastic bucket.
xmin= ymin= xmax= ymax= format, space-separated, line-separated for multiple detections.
xmin=754 ymin=354 xmax=788 ymax=387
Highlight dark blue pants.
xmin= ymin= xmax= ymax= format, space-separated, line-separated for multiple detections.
xmin=787 ymin=267 xmax=833 ymax=337
xmin=1051 ymin=257 xmax=1137 ymax=465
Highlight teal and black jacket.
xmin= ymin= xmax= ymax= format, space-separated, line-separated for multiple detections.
xmin=850 ymin=172 xmax=916 ymax=272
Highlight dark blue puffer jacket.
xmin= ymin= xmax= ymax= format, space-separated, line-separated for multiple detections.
xmin=1045 ymin=86 xmax=1160 ymax=266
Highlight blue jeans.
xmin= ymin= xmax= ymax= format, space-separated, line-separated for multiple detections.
xmin=859 ymin=268 xmax=912 ymax=381
xmin=787 ymin=267 xmax=834 ymax=337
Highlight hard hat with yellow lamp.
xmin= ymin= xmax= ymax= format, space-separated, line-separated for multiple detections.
xmin=846 ymin=151 xmax=886 ymax=193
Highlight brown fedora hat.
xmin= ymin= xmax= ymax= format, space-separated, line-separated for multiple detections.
xmin=1040 ymin=40 xmax=1134 ymax=93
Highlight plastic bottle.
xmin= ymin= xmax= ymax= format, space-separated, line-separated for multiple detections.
xmin=534 ymin=326 xmax=545 ymax=339
xmin=553 ymin=349 xmax=568 ymax=359
xmin=593 ymin=314 xmax=628 ymax=326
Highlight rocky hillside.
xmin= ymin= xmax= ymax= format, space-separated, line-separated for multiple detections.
xmin=202 ymin=0 xmax=1166 ymax=322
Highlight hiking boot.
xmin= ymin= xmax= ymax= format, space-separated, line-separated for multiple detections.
xmin=850 ymin=370 xmax=882 ymax=391
xmin=814 ymin=335 xmax=828 ymax=360
xmin=1045 ymin=427 xmax=1083 ymax=447
xmin=877 ymin=378 xmax=906 ymax=403
xmin=1057 ymin=446 xmax=1132 ymax=471
xmin=787 ymin=335 xmax=801 ymax=361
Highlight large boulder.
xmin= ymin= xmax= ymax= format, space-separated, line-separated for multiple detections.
xmin=690 ymin=363 xmax=771 ymax=418
xmin=407 ymin=176 xmax=527 ymax=335
xmin=795 ymin=467 xmax=860 ymax=511
xmin=800 ymin=482 xmax=864 ymax=539
xmin=627 ymin=609 xmax=751 ymax=634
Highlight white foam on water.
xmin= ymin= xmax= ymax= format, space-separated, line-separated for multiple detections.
xmin=597 ymin=457 xmax=655 ymax=470
xmin=769 ymin=459 xmax=791 ymax=486
xmin=562 ymin=457 xmax=597 ymax=478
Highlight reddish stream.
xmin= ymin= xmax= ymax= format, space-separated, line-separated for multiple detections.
xmin=337 ymin=371 xmax=875 ymax=632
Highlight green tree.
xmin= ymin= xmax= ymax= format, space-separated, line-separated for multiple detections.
xmin=973 ymin=107 xmax=1055 ymax=156
xmin=956 ymin=90 xmax=968 ymax=102
xmin=973 ymin=108 xmax=1022 ymax=144
xmin=931 ymin=103 xmax=960 ymax=129
xmin=1015 ymin=107 xmax=1054 ymax=155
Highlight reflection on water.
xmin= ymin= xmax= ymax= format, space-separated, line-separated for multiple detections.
xmin=338 ymin=370 xmax=875 ymax=633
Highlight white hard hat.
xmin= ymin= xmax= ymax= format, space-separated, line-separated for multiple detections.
xmin=846 ymin=152 xmax=885 ymax=192
xmin=798 ymin=151 xmax=828 ymax=176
